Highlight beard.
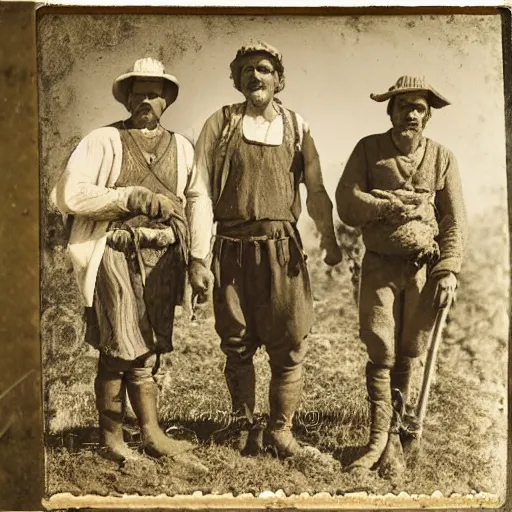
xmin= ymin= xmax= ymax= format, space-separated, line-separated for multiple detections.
xmin=131 ymin=105 xmax=159 ymax=130
xmin=392 ymin=123 xmax=423 ymax=151
xmin=243 ymin=81 xmax=274 ymax=107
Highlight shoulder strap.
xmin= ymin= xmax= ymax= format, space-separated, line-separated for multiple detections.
xmin=290 ymin=110 xmax=302 ymax=153
xmin=222 ymin=105 xmax=231 ymax=126
xmin=212 ymin=103 xmax=245 ymax=206
xmin=281 ymin=106 xmax=305 ymax=185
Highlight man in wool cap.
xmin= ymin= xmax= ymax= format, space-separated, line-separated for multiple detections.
xmin=335 ymin=75 xmax=467 ymax=471
xmin=187 ymin=41 xmax=342 ymax=457
xmin=52 ymin=58 xmax=209 ymax=470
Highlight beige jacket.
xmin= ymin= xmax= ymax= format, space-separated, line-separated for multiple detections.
xmin=51 ymin=125 xmax=211 ymax=306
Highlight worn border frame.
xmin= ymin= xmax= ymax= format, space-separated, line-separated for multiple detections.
xmin=0 ymin=3 xmax=510 ymax=510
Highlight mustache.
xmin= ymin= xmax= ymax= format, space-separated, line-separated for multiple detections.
xmin=134 ymin=103 xmax=155 ymax=115
xmin=398 ymin=122 xmax=421 ymax=132
xmin=247 ymin=80 xmax=265 ymax=91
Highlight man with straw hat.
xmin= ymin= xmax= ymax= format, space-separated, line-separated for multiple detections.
xmin=335 ymin=76 xmax=467 ymax=472
xmin=187 ymin=41 xmax=342 ymax=458
xmin=52 ymin=58 xmax=209 ymax=468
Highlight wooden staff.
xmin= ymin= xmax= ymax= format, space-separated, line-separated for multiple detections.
xmin=414 ymin=295 xmax=453 ymax=436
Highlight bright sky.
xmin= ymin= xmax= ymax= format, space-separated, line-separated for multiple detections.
xmin=40 ymin=13 xmax=506 ymax=220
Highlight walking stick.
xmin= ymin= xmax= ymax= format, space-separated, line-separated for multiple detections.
xmin=412 ymin=295 xmax=453 ymax=437
xmin=380 ymin=295 xmax=453 ymax=475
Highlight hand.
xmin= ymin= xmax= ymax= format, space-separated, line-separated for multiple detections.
xmin=153 ymin=194 xmax=180 ymax=223
xmin=434 ymin=271 xmax=457 ymax=309
xmin=127 ymin=186 xmax=160 ymax=217
xmin=189 ymin=259 xmax=214 ymax=298
xmin=127 ymin=187 xmax=178 ymax=222
xmin=106 ymin=229 xmax=133 ymax=252
xmin=387 ymin=201 xmax=420 ymax=225
xmin=372 ymin=188 xmax=425 ymax=207
xmin=322 ymin=241 xmax=342 ymax=266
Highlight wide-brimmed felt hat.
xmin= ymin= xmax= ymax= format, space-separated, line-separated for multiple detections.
xmin=112 ymin=57 xmax=180 ymax=109
xmin=230 ymin=41 xmax=285 ymax=93
xmin=370 ymin=75 xmax=450 ymax=108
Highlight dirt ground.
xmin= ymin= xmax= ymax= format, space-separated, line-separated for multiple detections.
xmin=42 ymin=206 xmax=508 ymax=499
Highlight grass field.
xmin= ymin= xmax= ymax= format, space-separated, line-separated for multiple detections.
xmin=42 ymin=206 xmax=508 ymax=499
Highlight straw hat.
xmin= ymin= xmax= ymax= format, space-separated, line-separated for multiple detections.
xmin=370 ymin=75 xmax=450 ymax=108
xmin=112 ymin=58 xmax=179 ymax=109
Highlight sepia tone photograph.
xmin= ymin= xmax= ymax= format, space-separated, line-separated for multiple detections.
xmin=35 ymin=7 xmax=508 ymax=508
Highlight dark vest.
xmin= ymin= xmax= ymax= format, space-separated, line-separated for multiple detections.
xmin=114 ymin=125 xmax=178 ymax=197
xmin=214 ymin=112 xmax=303 ymax=226
xmin=108 ymin=123 xmax=188 ymax=265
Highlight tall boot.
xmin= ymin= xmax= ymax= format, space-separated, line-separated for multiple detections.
xmin=391 ymin=355 xmax=413 ymax=405
xmin=126 ymin=371 xmax=193 ymax=458
xmin=349 ymin=363 xmax=393 ymax=470
xmin=392 ymin=356 xmax=421 ymax=443
xmin=94 ymin=375 xmax=138 ymax=462
xmin=224 ymin=357 xmax=262 ymax=456
xmin=267 ymin=364 xmax=303 ymax=458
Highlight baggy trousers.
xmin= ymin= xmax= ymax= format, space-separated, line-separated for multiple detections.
xmin=212 ymin=233 xmax=314 ymax=430
xmin=359 ymin=251 xmax=438 ymax=370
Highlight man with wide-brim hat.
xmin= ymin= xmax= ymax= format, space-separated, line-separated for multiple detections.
xmin=51 ymin=58 xmax=209 ymax=470
xmin=187 ymin=41 xmax=342 ymax=458
xmin=335 ymin=75 xmax=467 ymax=472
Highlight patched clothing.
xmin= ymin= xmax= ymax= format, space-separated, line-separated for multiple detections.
xmin=86 ymin=124 xmax=188 ymax=361
xmin=51 ymin=125 xmax=200 ymax=307
xmin=336 ymin=130 xmax=467 ymax=367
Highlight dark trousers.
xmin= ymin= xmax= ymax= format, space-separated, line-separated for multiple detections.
xmin=213 ymin=234 xmax=313 ymax=369
xmin=212 ymin=230 xmax=313 ymax=428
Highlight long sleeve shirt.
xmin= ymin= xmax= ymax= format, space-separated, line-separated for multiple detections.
xmin=187 ymin=102 xmax=338 ymax=255
xmin=51 ymin=124 xmax=208 ymax=306
xmin=336 ymin=131 xmax=467 ymax=275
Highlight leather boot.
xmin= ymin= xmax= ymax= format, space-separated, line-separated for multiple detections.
xmin=94 ymin=375 xmax=138 ymax=462
xmin=224 ymin=358 xmax=262 ymax=456
xmin=126 ymin=372 xmax=193 ymax=458
xmin=392 ymin=355 xmax=421 ymax=443
xmin=391 ymin=355 xmax=413 ymax=405
xmin=267 ymin=365 xmax=303 ymax=458
xmin=349 ymin=363 xmax=393 ymax=470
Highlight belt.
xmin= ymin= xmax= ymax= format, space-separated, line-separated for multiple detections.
xmin=211 ymin=232 xmax=304 ymax=287
xmin=367 ymin=244 xmax=440 ymax=271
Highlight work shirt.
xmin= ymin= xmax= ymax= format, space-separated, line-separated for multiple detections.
xmin=336 ymin=130 xmax=467 ymax=276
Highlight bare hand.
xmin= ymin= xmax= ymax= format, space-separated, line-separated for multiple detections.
xmin=323 ymin=245 xmax=342 ymax=266
xmin=189 ymin=259 xmax=214 ymax=297
xmin=434 ymin=272 xmax=457 ymax=309
xmin=320 ymin=236 xmax=342 ymax=266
